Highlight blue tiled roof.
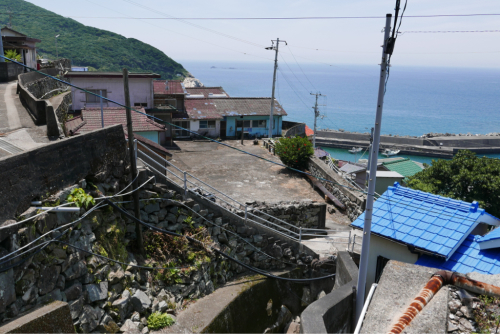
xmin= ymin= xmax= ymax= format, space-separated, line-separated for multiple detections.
xmin=478 ymin=226 xmax=500 ymax=243
xmin=416 ymin=234 xmax=500 ymax=275
xmin=351 ymin=183 xmax=486 ymax=259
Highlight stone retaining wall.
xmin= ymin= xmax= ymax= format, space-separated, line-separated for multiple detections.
xmin=308 ymin=156 xmax=365 ymax=221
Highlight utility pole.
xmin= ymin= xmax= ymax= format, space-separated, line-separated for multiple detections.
xmin=266 ymin=38 xmax=286 ymax=139
xmin=355 ymin=13 xmax=392 ymax=322
xmin=55 ymin=34 xmax=60 ymax=59
xmin=310 ymin=92 xmax=324 ymax=149
xmin=0 ymin=28 xmax=4 ymax=63
xmin=100 ymin=89 xmax=104 ymax=128
xmin=123 ymin=68 xmax=144 ymax=256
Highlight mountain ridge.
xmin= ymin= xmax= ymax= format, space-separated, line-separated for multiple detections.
xmin=0 ymin=0 xmax=187 ymax=79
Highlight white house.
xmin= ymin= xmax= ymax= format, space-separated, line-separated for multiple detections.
xmin=1 ymin=26 xmax=40 ymax=69
xmin=66 ymin=72 xmax=161 ymax=111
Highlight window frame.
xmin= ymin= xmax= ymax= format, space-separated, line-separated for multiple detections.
xmin=252 ymin=120 xmax=267 ymax=128
xmin=85 ymin=89 xmax=107 ymax=104
xmin=200 ymin=120 xmax=216 ymax=129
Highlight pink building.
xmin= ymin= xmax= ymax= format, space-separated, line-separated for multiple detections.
xmin=66 ymin=72 xmax=161 ymax=111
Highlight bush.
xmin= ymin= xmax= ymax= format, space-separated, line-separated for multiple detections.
xmin=147 ymin=312 xmax=175 ymax=330
xmin=66 ymin=188 xmax=95 ymax=208
xmin=5 ymin=50 xmax=21 ymax=62
xmin=274 ymin=136 xmax=314 ymax=171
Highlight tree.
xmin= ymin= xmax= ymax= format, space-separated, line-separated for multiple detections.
xmin=406 ymin=150 xmax=500 ymax=217
xmin=274 ymin=136 xmax=314 ymax=171
xmin=4 ymin=50 xmax=21 ymax=62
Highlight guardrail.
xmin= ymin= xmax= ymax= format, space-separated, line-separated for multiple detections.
xmin=132 ymin=140 xmax=360 ymax=251
xmin=283 ymin=122 xmax=306 ymax=137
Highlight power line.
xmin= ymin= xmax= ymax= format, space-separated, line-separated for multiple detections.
xmin=279 ymin=54 xmax=312 ymax=94
xmin=402 ymin=30 xmax=500 ymax=34
xmin=3 ymin=13 xmax=500 ymax=19
xmin=286 ymin=45 xmax=317 ymax=91
xmin=277 ymin=67 xmax=313 ymax=111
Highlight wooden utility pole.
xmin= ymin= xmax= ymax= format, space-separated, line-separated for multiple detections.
xmin=240 ymin=122 xmax=244 ymax=145
xmin=123 ymin=68 xmax=144 ymax=256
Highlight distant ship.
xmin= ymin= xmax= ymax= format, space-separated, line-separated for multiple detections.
xmin=211 ymin=66 xmax=216 ymax=69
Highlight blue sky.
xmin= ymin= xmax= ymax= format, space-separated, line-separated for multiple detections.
xmin=27 ymin=0 xmax=500 ymax=68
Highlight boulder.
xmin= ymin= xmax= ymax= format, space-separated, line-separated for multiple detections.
xmin=64 ymin=282 xmax=83 ymax=301
xmin=144 ymin=202 xmax=160 ymax=214
xmin=64 ymin=261 xmax=87 ymax=280
xmin=83 ymin=281 xmax=108 ymax=302
xmin=108 ymin=265 xmax=125 ymax=284
xmin=79 ymin=304 xmax=100 ymax=333
xmin=69 ymin=296 xmax=84 ymax=320
xmin=120 ymin=319 xmax=140 ymax=333
xmin=112 ymin=293 xmax=131 ymax=321
xmin=37 ymin=265 xmax=62 ymax=295
xmin=131 ymin=290 xmax=151 ymax=313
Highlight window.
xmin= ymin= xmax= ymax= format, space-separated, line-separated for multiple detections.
xmin=252 ymin=120 xmax=266 ymax=128
xmin=200 ymin=120 xmax=216 ymax=129
xmin=134 ymin=103 xmax=148 ymax=107
xmin=85 ymin=89 xmax=107 ymax=104
xmin=375 ymin=256 xmax=390 ymax=283
xmin=173 ymin=121 xmax=190 ymax=137
xmin=236 ymin=120 xmax=251 ymax=128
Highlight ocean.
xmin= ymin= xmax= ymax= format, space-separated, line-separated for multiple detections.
xmin=181 ymin=60 xmax=500 ymax=164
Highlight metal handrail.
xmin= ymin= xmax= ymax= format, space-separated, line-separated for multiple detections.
xmin=136 ymin=141 xmax=185 ymax=174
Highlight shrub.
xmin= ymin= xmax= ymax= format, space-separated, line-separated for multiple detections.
xmin=67 ymin=188 xmax=95 ymax=208
xmin=274 ymin=136 xmax=314 ymax=171
xmin=147 ymin=312 xmax=175 ymax=330
xmin=4 ymin=50 xmax=21 ymax=62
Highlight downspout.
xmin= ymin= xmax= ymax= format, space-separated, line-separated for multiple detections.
xmin=388 ymin=270 xmax=500 ymax=334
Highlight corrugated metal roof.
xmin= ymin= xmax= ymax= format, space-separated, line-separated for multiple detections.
xmin=184 ymin=99 xmax=223 ymax=120
xmin=66 ymin=72 xmax=161 ymax=78
xmin=382 ymin=158 xmax=424 ymax=178
xmin=153 ymin=80 xmax=186 ymax=95
xmin=73 ymin=107 xmax=165 ymax=133
xmin=416 ymin=234 xmax=500 ymax=275
xmin=340 ymin=163 xmax=366 ymax=174
xmin=351 ymin=183 xmax=491 ymax=259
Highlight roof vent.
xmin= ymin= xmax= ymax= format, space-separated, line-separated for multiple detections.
xmin=471 ymin=201 xmax=479 ymax=213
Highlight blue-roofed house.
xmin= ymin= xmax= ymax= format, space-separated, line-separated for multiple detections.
xmin=350 ymin=182 xmax=500 ymax=290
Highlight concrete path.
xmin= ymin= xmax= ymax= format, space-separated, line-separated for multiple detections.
xmin=0 ymin=81 xmax=50 ymax=157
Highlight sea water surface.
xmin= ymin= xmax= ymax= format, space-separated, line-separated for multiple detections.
xmin=182 ymin=60 xmax=500 ymax=163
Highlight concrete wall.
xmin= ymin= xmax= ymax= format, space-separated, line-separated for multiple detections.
xmin=301 ymin=252 xmax=359 ymax=334
xmin=225 ymin=115 xmax=282 ymax=137
xmin=190 ymin=119 xmax=220 ymax=137
xmin=365 ymin=234 xmax=418 ymax=290
xmin=0 ymin=62 xmax=24 ymax=83
xmin=68 ymin=77 xmax=154 ymax=110
xmin=308 ymin=156 xmax=366 ymax=221
xmin=0 ymin=125 xmax=127 ymax=223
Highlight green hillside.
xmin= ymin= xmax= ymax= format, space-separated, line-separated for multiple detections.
xmin=0 ymin=0 xmax=188 ymax=79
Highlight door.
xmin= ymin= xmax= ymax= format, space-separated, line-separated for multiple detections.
xmin=220 ymin=121 xmax=226 ymax=138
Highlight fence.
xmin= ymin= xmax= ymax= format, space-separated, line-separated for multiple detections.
xmin=131 ymin=140 xmax=361 ymax=252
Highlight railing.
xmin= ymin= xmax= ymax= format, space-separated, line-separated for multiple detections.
xmin=132 ymin=139 xmax=360 ymax=251
xmin=324 ymin=152 xmax=366 ymax=193
xmin=283 ymin=122 xmax=306 ymax=138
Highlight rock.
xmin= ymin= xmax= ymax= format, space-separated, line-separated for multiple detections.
xmin=316 ymin=291 xmax=326 ymax=300
xmin=120 ymin=319 xmax=140 ymax=333
xmin=141 ymin=326 xmax=149 ymax=334
xmin=131 ymin=311 xmax=141 ymax=322
xmin=460 ymin=305 xmax=472 ymax=319
xmin=0 ymin=269 xmax=17 ymax=313
xmin=158 ymin=300 xmax=169 ymax=312
xmin=37 ymin=265 xmax=61 ymax=295
xmin=36 ymin=288 xmax=63 ymax=304
xmin=192 ymin=204 xmax=201 ymax=212
xmin=459 ymin=317 xmax=473 ymax=331
xmin=205 ymin=280 xmax=214 ymax=295
xmin=448 ymin=300 xmax=461 ymax=313
xmin=83 ymin=281 xmax=108 ymax=302
xmin=199 ymin=209 xmax=208 ymax=217
xmin=56 ymin=275 xmax=65 ymax=290
xmin=131 ymin=290 xmax=151 ymax=313
xmin=301 ymin=287 xmax=312 ymax=306
xmin=64 ymin=261 xmax=87 ymax=280
xmin=108 ymin=265 xmax=125 ymax=284
xmin=104 ymin=321 xmax=120 ymax=333
xmin=149 ymin=214 xmax=159 ymax=224
xmin=144 ymin=202 xmax=160 ymax=214
xmin=448 ymin=321 xmax=459 ymax=332
xmin=79 ymin=305 xmax=101 ymax=333
xmin=158 ymin=209 xmax=168 ymax=220
xmin=112 ymin=294 xmax=131 ymax=321
xmin=69 ymin=296 xmax=84 ymax=319
xmin=22 ymin=286 xmax=37 ymax=303
xmin=64 ymin=282 xmax=83 ymax=301
xmin=52 ymin=248 xmax=67 ymax=260
xmin=214 ymin=217 xmax=222 ymax=226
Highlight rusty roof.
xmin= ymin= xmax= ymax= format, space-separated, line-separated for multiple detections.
xmin=68 ymin=107 xmax=165 ymax=134
xmin=184 ymin=99 xmax=222 ymax=120
xmin=186 ymin=87 xmax=228 ymax=98
xmin=153 ymin=80 xmax=186 ymax=95
xmin=66 ymin=72 xmax=161 ymax=78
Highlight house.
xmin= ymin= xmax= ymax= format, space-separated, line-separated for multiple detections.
xmin=177 ymin=97 xmax=287 ymax=139
xmin=1 ymin=26 xmax=40 ymax=69
xmin=339 ymin=163 xmax=400 ymax=192
xmin=350 ymin=182 xmax=500 ymax=290
xmin=373 ymin=171 xmax=404 ymax=195
xmin=66 ymin=72 xmax=161 ymax=111
xmin=64 ymin=107 xmax=166 ymax=144
xmin=153 ymin=80 xmax=186 ymax=110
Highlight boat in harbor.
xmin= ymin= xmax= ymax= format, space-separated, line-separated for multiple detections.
xmin=348 ymin=147 xmax=362 ymax=153
xmin=382 ymin=148 xmax=400 ymax=156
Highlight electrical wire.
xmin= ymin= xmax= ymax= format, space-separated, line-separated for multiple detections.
xmin=277 ymin=67 xmax=313 ymax=111
xmin=286 ymin=45 xmax=317 ymax=92
xmin=279 ymin=54 xmax=312 ymax=94
xmin=106 ymin=199 xmax=335 ymax=282
xmin=0 ymin=57 xmax=368 ymax=195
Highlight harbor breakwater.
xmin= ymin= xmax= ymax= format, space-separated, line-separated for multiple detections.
xmin=315 ymin=130 xmax=500 ymax=158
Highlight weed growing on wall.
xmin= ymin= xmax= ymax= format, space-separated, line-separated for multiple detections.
xmin=67 ymin=188 xmax=95 ymax=208
xmin=147 ymin=312 xmax=175 ymax=330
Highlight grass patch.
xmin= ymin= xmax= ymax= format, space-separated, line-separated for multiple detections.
xmin=147 ymin=312 xmax=175 ymax=330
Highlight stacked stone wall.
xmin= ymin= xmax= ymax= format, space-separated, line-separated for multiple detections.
xmin=308 ymin=157 xmax=365 ymax=222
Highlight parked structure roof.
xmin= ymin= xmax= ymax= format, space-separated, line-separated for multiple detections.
xmin=66 ymin=107 xmax=165 ymax=134
xmin=181 ymin=97 xmax=287 ymax=120
xmin=382 ymin=158 xmax=424 ymax=179
xmin=66 ymin=72 xmax=161 ymax=78
xmin=153 ymin=80 xmax=186 ymax=95
xmin=305 ymin=125 xmax=314 ymax=137
xmin=340 ymin=163 xmax=366 ymax=174
xmin=416 ymin=234 xmax=500 ymax=275
xmin=186 ymin=87 xmax=228 ymax=98
xmin=184 ymin=99 xmax=222 ymax=120
xmin=351 ymin=183 xmax=499 ymax=259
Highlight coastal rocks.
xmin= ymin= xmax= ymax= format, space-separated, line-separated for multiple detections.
xmin=183 ymin=77 xmax=204 ymax=88
xmin=84 ymin=282 xmax=108 ymax=302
